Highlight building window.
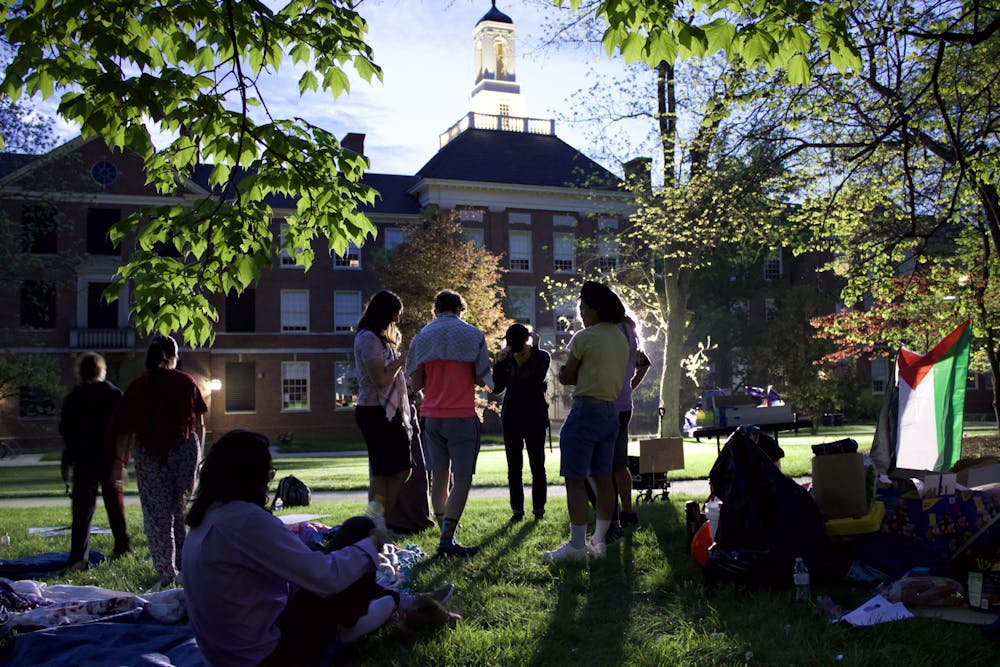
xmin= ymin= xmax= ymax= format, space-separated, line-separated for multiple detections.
xmin=279 ymin=224 xmax=304 ymax=268
xmin=90 ymin=160 xmax=118 ymax=187
xmin=335 ymin=291 xmax=362 ymax=332
xmin=871 ymin=358 xmax=888 ymax=395
xmin=457 ymin=209 xmax=484 ymax=223
xmin=597 ymin=217 xmax=619 ymax=272
xmin=86 ymin=208 xmax=120 ymax=255
xmin=21 ymin=202 xmax=57 ymax=254
xmin=554 ymin=299 xmax=577 ymax=333
xmin=508 ymin=212 xmax=531 ymax=225
xmin=553 ymin=232 xmax=575 ymax=273
xmin=730 ymin=299 xmax=750 ymax=322
xmin=281 ymin=361 xmax=310 ymax=411
xmin=226 ymin=289 xmax=255 ymax=332
xmin=87 ymin=282 xmax=118 ymax=328
xmin=499 ymin=103 xmax=510 ymax=116
xmin=20 ymin=281 xmax=56 ymax=329
xmin=509 ymin=230 xmax=531 ymax=272
xmin=764 ymin=298 xmax=777 ymax=323
xmin=462 ymin=227 xmax=484 ymax=247
xmin=19 ymin=386 xmax=56 ymax=419
xmin=281 ymin=290 xmax=309 ymax=332
xmin=335 ymin=359 xmax=358 ymax=408
xmin=225 ymin=362 xmax=256 ymax=412
xmin=553 ymin=214 xmax=577 ymax=227
xmin=506 ymin=286 xmax=534 ymax=326
xmin=384 ymin=228 xmax=410 ymax=250
xmin=334 ymin=242 xmax=361 ymax=269
xmin=763 ymin=252 xmax=783 ymax=281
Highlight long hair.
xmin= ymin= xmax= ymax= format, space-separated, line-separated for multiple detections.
xmin=186 ymin=430 xmax=272 ymax=528
xmin=357 ymin=290 xmax=403 ymax=347
xmin=145 ymin=334 xmax=178 ymax=371
xmin=580 ymin=281 xmax=626 ymax=323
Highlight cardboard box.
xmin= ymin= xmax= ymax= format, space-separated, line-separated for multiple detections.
xmin=967 ymin=555 xmax=1000 ymax=612
xmin=812 ymin=452 xmax=869 ymax=519
xmin=639 ymin=437 xmax=685 ymax=473
xmin=957 ymin=463 xmax=1000 ymax=488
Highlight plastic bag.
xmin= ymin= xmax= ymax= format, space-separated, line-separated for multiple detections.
xmin=877 ymin=576 xmax=965 ymax=607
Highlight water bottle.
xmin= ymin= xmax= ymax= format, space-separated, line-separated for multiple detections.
xmin=793 ymin=557 xmax=811 ymax=603
xmin=274 ymin=497 xmax=283 ymax=512
xmin=1 ymin=532 xmax=10 ymax=546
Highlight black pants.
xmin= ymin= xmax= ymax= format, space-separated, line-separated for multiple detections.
xmin=260 ymin=571 xmax=397 ymax=666
xmin=503 ymin=424 xmax=547 ymax=516
xmin=69 ymin=462 xmax=129 ymax=563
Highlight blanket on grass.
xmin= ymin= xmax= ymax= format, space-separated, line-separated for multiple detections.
xmin=0 ymin=551 xmax=104 ymax=580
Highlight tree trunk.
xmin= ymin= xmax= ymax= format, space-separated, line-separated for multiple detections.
xmin=657 ymin=258 xmax=690 ymax=437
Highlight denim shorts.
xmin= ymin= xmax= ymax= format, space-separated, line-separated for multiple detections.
xmin=424 ymin=416 xmax=482 ymax=477
xmin=559 ymin=397 xmax=618 ymax=478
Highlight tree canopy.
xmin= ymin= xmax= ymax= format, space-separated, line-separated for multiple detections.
xmin=1 ymin=0 xmax=381 ymax=346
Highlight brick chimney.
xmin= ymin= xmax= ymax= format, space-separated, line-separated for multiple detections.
xmin=622 ymin=157 xmax=652 ymax=189
xmin=342 ymin=132 xmax=366 ymax=156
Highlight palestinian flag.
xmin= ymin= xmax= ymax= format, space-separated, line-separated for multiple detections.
xmin=895 ymin=320 xmax=972 ymax=472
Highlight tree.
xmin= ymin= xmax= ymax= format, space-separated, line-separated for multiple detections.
xmin=1 ymin=0 xmax=381 ymax=346
xmin=558 ymin=0 xmax=861 ymax=84
xmin=373 ymin=209 xmax=509 ymax=349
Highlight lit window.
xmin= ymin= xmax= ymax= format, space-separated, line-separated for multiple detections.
xmin=506 ymin=287 xmax=534 ymax=326
xmin=384 ymin=228 xmax=409 ymax=250
xmin=335 ymin=359 xmax=358 ymax=408
xmin=554 ymin=232 xmax=575 ymax=273
xmin=509 ymin=230 xmax=531 ymax=272
xmin=334 ymin=241 xmax=361 ymax=269
xmin=763 ymin=252 xmax=783 ymax=281
xmin=281 ymin=290 xmax=309 ymax=332
xmin=281 ymin=361 xmax=310 ymax=411
xmin=334 ymin=291 xmax=362 ymax=332
xmin=462 ymin=227 xmax=485 ymax=247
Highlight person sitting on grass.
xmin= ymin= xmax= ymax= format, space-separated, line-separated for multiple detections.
xmin=183 ymin=429 xmax=456 ymax=667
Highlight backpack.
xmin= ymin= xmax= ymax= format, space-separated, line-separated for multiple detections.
xmin=272 ymin=475 xmax=311 ymax=508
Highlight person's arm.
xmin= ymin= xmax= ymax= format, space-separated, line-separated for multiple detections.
xmin=492 ymin=351 xmax=511 ymax=395
xmin=558 ymin=353 xmax=581 ymax=386
xmin=631 ymin=351 xmax=651 ymax=390
xmin=365 ymin=352 xmax=406 ymax=389
xmin=195 ymin=412 xmax=206 ymax=450
xmin=409 ymin=365 xmax=425 ymax=393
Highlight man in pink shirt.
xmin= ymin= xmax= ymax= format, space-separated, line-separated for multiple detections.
xmin=408 ymin=290 xmax=493 ymax=557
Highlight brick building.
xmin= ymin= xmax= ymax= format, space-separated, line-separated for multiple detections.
xmin=0 ymin=2 xmax=631 ymax=445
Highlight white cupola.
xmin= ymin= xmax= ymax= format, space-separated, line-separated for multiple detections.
xmin=469 ymin=1 xmax=526 ymax=118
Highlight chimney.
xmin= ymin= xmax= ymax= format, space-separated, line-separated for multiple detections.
xmin=342 ymin=132 xmax=366 ymax=156
xmin=622 ymin=157 xmax=652 ymax=189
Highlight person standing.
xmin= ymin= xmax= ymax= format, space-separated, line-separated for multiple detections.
xmin=60 ymin=351 xmax=130 ymax=569
xmin=354 ymin=290 xmax=414 ymax=524
xmin=544 ymin=281 xmax=628 ymax=562
xmin=492 ymin=323 xmax=550 ymax=523
xmin=114 ymin=335 xmax=206 ymax=589
xmin=610 ymin=314 xmax=651 ymax=535
xmin=407 ymin=290 xmax=493 ymax=557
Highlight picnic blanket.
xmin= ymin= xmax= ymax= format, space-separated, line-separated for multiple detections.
xmin=0 ymin=551 xmax=104 ymax=580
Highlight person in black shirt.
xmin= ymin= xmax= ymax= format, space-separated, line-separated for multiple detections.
xmin=59 ymin=352 xmax=129 ymax=569
xmin=493 ymin=324 xmax=551 ymax=523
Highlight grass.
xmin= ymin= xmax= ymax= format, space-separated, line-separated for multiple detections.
xmin=0 ymin=497 xmax=995 ymax=665
xmin=5 ymin=424 xmax=998 ymax=499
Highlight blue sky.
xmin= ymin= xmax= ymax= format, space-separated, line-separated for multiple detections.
xmin=42 ymin=0 xmax=632 ymax=177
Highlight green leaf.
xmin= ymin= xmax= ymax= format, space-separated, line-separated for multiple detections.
xmin=786 ymin=53 xmax=811 ymax=86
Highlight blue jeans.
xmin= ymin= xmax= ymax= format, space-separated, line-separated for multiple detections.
xmin=559 ymin=397 xmax=617 ymax=478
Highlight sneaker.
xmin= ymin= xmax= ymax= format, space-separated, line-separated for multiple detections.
xmin=508 ymin=512 xmax=524 ymax=524
xmin=605 ymin=524 xmax=625 ymax=546
xmin=542 ymin=541 xmax=589 ymax=563
xmin=437 ymin=541 xmax=480 ymax=558
xmin=426 ymin=583 xmax=455 ymax=605
xmin=588 ymin=539 xmax=607 ymax=559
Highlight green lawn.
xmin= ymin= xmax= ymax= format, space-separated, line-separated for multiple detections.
xmin=0 ymin=497 xmax=994 ymax=665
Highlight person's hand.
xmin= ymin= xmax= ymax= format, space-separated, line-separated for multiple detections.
xmin=496 ymin=347 xmax=511 ymax=362
xmin=513 ymin=347 xmax=531 ymax=366
xmin=398 ymin=350 xmax=407 ymax=371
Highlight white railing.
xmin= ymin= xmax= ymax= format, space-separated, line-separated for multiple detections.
xmin=70 ymin=328 xmax=135 ymax=349
xmin=440 ymin=113 xmax=556 ymax=147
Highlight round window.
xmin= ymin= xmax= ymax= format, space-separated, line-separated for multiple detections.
xmin=91 ymin=160 xmax=118 ymax=187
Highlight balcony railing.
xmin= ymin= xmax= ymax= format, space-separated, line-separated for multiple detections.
xmin=440 ymin=113 xmax=556 ymax=148
xmin=70 ymin=328 xmax=135 ymax=349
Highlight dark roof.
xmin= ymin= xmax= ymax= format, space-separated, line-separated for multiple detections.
xmin=477 ymin=1 xmax=512 ymax=25
xmin=0 ymin=152 xmax=37 ymax=179
xmin=416 ymin=129 xmax=620 ymax=190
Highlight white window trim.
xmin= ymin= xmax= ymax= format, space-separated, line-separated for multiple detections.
xmin=281 ymin=361 xmax=311 ymax=412
xmin=279 ymin=224 xmax=305 ymax=269
xmin=507 ymin=286 xmax=535 ymax=326
xmin=334 ymin=359 xmax=358 ymax=411
xmin=334 ymin=290 xmax=362 ymax=333
xmin=553 ymin=232 xmax=575 ymax=273
xmin=280 ymin=289 xmax=309 ymax=332
xmin=334 ymin=241 xmax=362 ymax=270
xmin=509 ymin=230 xmax=532 ymax=272
xmin=384 ymin=227 xmax=409 ymax=251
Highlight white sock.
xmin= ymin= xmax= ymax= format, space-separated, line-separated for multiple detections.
xmin=592 ymin=519 xmax=611 ymax=545
xmin=570 ymin=523 xmax=588 ymax=549
xmin=338 ymin=595 xmax=396 ymax=644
